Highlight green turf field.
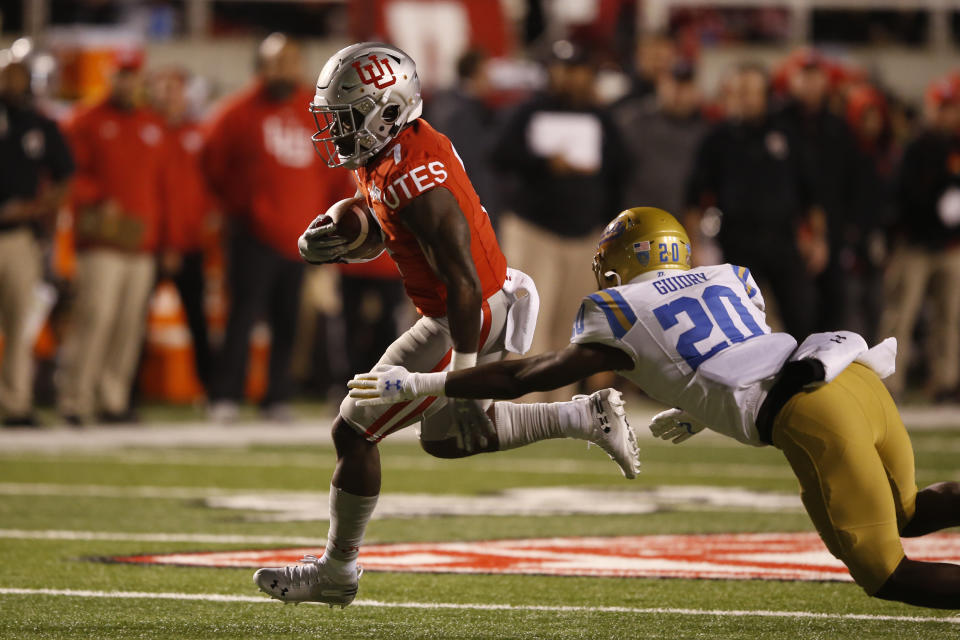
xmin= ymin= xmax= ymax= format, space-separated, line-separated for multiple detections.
xmin=2 ymin=404 xmax=960 ymax=639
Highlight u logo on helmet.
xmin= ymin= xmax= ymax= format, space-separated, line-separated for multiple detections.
xmin=353 ymin=54 xmax=397 ymax=89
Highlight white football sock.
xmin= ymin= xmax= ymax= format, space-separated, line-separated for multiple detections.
xmin=321 ymin=485 xmax=378 ymax=579
xmin=493 ymin=400 xmax=590 ymax=451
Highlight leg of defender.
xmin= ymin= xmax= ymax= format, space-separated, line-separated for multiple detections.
xmin=901 ymin=482 xmax=960 ymax=537
xmin=875 ymin=558 xmax=960 ymax=609
xmin=773 ymin=364 xmax=960 ymax=608
xmin=772 ymin=366 xmax=908 ymax=596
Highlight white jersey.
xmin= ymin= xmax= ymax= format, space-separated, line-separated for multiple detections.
xmin=570 ymin=264 xmax=798 ymax=446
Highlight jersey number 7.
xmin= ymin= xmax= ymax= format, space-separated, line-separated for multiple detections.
xmin=653 ymin=284 xmax=765 ymax=370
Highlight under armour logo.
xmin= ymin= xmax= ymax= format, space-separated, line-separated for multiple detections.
xmin=830 ymin=334 xmax=847 ymax=344
xmin=353 ymin=54 xmax=397 ymax=89
xmin=384 ymin=380 xmax=402 ymax=391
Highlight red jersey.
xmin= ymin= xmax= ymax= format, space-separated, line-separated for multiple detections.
xmin=202 ymin=82 xmax=355 ymax=260
xmin=65 ymin=99 xmax=167 ymax=252
xmin=162 ymin=121 xmax=215 ymax=252
xmin=354 ymin=119 xmax=506 ymax=317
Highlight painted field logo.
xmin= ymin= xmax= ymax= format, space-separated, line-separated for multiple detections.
xmin=110 ymin=533 xmax=960 ymax=583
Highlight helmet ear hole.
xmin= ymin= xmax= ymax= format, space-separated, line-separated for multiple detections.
xmin=382 ymin=104 xmax=400 ymax=123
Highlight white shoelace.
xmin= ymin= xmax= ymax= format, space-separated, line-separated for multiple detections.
xmin=278 ymin=555 xmax=322 ymax=588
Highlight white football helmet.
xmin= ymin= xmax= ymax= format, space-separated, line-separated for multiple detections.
xmin=310 ymin=42 xmax=422 ymax=169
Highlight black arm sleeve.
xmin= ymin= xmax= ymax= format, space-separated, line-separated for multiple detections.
xmin=490 ymin=102 xmax=549 ymax=178
xmin=42 ymin=117 xmax=75 ymax=182
xmin=685 ymin=126 xmax=722 ymax=209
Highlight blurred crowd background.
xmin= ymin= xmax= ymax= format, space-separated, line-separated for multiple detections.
xmin=1 ymin=0 xmax=960 ymax=427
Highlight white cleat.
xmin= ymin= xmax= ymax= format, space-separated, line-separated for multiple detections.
xmin=573 ymin=388 xmax=640 ymax=479
xmin=207 ymin=400 xmax=239 ymax=424
xmin=253 ymin=555 xmax=361 ymax=607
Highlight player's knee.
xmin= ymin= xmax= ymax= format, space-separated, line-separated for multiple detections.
xmin=871 ymin=557 xmax=918 ymax=602
xmin=837 ymin=544 xmax=904 ymax=598
xmin=419 ymin=437 xmax=470 ymax=459
xmin=332 ymin=416 xmax=376 ymax=457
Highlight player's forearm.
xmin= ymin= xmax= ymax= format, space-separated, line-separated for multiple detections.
xmin=444 ymin=359 xmax=540 ymax=400
xmin=445 ymin=275 xmax=483 ymax=354
xmin=445 ymin=351 xmax=579 ymax=399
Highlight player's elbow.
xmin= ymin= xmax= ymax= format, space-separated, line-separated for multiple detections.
xmin=447 ymin=273 xmax=482 ymax=305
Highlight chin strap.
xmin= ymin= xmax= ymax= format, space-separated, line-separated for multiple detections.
xmin=604 ymin=271 xmax=622 ymax=286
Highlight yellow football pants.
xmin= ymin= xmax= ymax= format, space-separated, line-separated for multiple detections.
xmin=771 ymin=363 xmax=918 ymax=594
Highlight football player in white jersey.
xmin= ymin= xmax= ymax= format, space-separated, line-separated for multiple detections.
xmin=350 ymin=207 xmax=960 ymax=609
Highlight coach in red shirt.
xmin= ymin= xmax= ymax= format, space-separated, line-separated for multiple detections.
xmin=152 ymin=66 xmax=218 ymax=391
xmin=59 ymin=57 xmax=166 ymax=425
xmin=202 ymin=33 xmax=354 ymax=421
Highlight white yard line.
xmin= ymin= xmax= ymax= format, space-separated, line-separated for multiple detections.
xmin=0 ymin=587 xmax=957 ymax=625
xmin=0 ymin=529 xmax=328 ymax=545
xmin=0 ymin=483 xmax=243 ymax=499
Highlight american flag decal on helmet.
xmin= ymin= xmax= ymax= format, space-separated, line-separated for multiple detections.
xmin=634 ymin=241 xmax=651 ymax=266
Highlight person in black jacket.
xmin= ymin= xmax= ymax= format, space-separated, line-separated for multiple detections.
xmin=0 ymin=56 xmax=73 ymax=427
xmin=879 ymin=79 xmax=960 ymax=401
xmin=845 ymin=85 xmax=899 ymax=343
xmin=426 ymin=49 xmax=503 ymax=229
xmin=611 ymin=61 xmax=708 ymax=216
xmin=492 ymin=40 xmax=626 ymax=401
xmin=777 ymin=51 xmax=859 ymax=333
xmin=685 ymin=63 xmax=826 ymax=340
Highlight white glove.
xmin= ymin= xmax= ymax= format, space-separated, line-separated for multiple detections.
xmin=450 ymin=397 xmax=496 ymax=453
xmin=649 ymin=408 xmax=707 ymax=444
xmin=298 ymin=214 xmax=351 ymax=264
xmin=347 ymin=364 xmax=446 ymax=407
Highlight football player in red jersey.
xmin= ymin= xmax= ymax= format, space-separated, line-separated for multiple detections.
xmin=253 ymin=43 xmax=640 ymax=607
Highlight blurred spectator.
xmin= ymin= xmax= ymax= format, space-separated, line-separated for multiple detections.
xmin=150 ymin=66 xmax=217 ymax=392
xmin=611 ymin=60 xmax=707 ymax=214
xmin=777 ymin=50 xmax=858 ymax=332
xmin=879 ymin=78 xmax=960 ymax=402
xmin=619 ymin=32 xmax=677 ymax=102
xmin=845 ymin=85 xmax=898 ymax=342
xmin=686 ymin=63 xmax=825 ymax=339
xmin=337 ymin=259 xmax=409 ymax=392
xmin=58 ymin=56 xmax=165 ymax=425
xmin=348 ymin=0 xmax=513 ymax=89
xmin=426 ymin=48 xmax=503 ymax=226
xmin=201 ymin=33 xmax=354 ymax=422
xmin=0 ymin=55 xmax=73 ymax=427
xmin=492 ymin=40 xmax=626 ymax=401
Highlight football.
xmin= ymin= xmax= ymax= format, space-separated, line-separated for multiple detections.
xmin=323 ymin=195 xmax=385 ymax=261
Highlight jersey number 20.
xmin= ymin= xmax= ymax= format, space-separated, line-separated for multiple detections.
xmin=653 ymin=284 xmax=764 ymax=370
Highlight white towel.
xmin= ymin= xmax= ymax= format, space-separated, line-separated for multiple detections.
xmin=790 ymin=331 xmax=897 ymax=382
xmin=854 ymin=337 xmax=897 ymax=380
xmin=502 ymin=267 xmax=539 ymax=355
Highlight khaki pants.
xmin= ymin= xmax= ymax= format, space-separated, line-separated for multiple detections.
xmin=0 ymin=229 xmax=42 ymax=417
xmin=878 ymin=244 xmax=960 ymax=396
xmin=58 ymin=249 xmax=156 ymax=418
xmin=499 ymin=214 xmax=599 ymax=402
